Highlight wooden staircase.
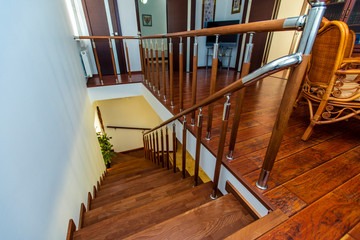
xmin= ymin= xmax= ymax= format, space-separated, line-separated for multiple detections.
xmin=67 ymin=151 xmax=287 ymax=240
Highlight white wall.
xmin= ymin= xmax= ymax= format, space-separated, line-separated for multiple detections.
xmin=195 ymin=0 xmax=245 ymax=68
xmin=95 ymin=96 xmax=163 ymax=152
xmin=0 ymin=1 xmax=105 ymax=239
xmin=138 ymin=0 xmax=167 ymax=36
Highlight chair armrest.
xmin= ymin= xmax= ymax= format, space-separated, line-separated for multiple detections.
xmin=336 ymin=69 xmax=360 ymax=74
xmin=342 ymin=57 xmax=360 ymax=64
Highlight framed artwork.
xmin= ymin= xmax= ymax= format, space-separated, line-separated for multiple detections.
xmin=231 ymin=0 xmax=241 ymax=14
xmin=202 ymin=0 xmax=216 ymax=28
xmin=142 ymin=14 xmax=152 ymax=27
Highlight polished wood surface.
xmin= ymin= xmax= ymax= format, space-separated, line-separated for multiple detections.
xmin=66 ymin=219 xmax=76 ymax=240
xmin=87 ymin=64 xmax=360 ymax=238
xmin=124 ymin=194 xmax=255 ymax=240
xmin=78 ymin=203 xmax=86 ymax=230
xmin=181 ymin=119 xmax=187 ymax=179
xmin=225 ymin=181 xmax=261 ymax=219
xmin=225 ymin=209 xmax=288 ymax=240
xmin=108 ymin=39 xmax=118 ymax=83
xmin=91 ymin=40 xmax=103 ymax=85
xmin=73 ymin=150 xmax=258 ymax=239
xmin=194 ymin=111 xmax=202 ymax=186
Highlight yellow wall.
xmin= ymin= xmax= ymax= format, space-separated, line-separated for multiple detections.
xmin=267 ymin=0 xmax=305 ymax=63
xmin=95 ymin=96 xmax=163 ymax=152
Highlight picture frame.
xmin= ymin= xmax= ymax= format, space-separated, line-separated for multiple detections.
xmin=142 ymin=14 xmax=152 ymax=27
xmin=231 ymin=0 xmax=241 ymax=14
xmin=201 ymin=0 xmax=216 ymax=28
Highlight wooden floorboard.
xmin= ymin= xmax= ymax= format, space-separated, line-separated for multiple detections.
xmin=89 ymin=68 xmax=360 ymax=238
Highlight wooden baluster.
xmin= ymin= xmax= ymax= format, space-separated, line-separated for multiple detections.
xmin=172 ymin=122 xmax=177 ymax=173
xmin=169 ymin=38 xmax=174 ymax=107
xmin=182 ymin=115 xmax=187 ymax=178
xmin=145 ymin=136 xmax=149 ymax=160
xmin=165 ymin=126 xmax=170 ymax=170
xmin=160 ymin=128 xmax=165 ymax=168
xmin=179 ymin=37 xmax=184 ymax=111
xmin=143 ymin=135 xmax=146 ymax=159
xmin=156 ymin=131 xmax=160 ymax=165
xmin=155 ymin=41 xmax=160 ymax=96
xmin=146 ymin=41 xmax=151 ymax=87
xmin=108 ymin=39 xmax=119 ymax=84
xmin=152 ymin=132 xmax=156 ymax=164
xmin=191 ymin=37 xmax=199 ymax=126
xmin=91 ymin=39 xmax=104 ymax=85
xmin=194 ymin=108 xmax=203 ymax=186
xmin=227 ymin=32 xmax=254 ymax=160
xmin=142 ymin=40 xmax=147 ymax=83
xmin=162 ymin=39 xmax=167 ymax=101
xmin=257 ymin=54 xmax=311 ymax=190
xmin=211 ymin=95 xmax=231 ymax=199
xmin=205 ymin=35 xmax=220 ymax=140
xmin=96 ymin=106 xmax=105 ymax=133
xmin=138 ymin=37 xmax=145 ymax=78
xmin=125 ymin=39 xmax=132 ymax=81
xmin=151 ymin=40 xmax=156 ymax=91
xmin=149 ymin=134 xmax=153 ymax=162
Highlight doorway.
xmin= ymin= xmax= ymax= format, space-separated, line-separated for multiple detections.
xmin=82 ymin=0 xmax=127 ymax=75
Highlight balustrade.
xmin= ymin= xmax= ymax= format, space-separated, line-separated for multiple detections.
xmin=77 ymin=1 xmax=326 ymax=197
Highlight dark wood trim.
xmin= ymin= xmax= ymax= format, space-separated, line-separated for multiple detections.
xmin=81 ymin=0 xmax=93 ymax=35
xmin=222 ymin=160 xmax=275 ymax=211
xmin=119 ymin=147 xmax=144 ymax=154
xmin=93 ymin=186 xmax=97 ymax=198
xmin=134 ymin=0 xmax=141 ymax=33
xmin=111 ymin=0 xmax=127 ymax=73
xmin=107 ymin=126 xmax=151 ymax=130
xmin=225 ymin=180 xmax=261 ymax=219
xmin=87 ymin=192 xmax=92 ymax=211
xmin=234 ymin=0 xmax=250 ymax=70
xmin=66 ymin=219 xmax=76 ymax=240
xmin=224 ymin=209 xmax=288 ymax=240
xmin=78 ymin=203 xmax=86 ymax=230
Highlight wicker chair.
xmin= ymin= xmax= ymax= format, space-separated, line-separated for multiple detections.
xmin=298 ymin=20 xmax=360 ymax=141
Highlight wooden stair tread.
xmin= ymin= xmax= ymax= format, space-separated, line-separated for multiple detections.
xmin=91 ymin=172 xmax=183 ymax=209
xmin=106 ymin=161 xmax=156 ymax=176
xmin=124 ymin=194 xmax=256 ymax=240
xmin=85 ymin=177 xmax=196 ymax=226
xmin=101 ymin=168 xmax=165 ymax=188
xmin=103 ymin=165 xmax=160 ymax=184
xmin=75 ymin=182 xmax=213 ymax=239
xmin=98 ymin=169 xmax=173 ymax=196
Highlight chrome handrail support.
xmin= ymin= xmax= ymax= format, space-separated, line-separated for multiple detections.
xmin=256 ymin=1 xmax=326 ymax=190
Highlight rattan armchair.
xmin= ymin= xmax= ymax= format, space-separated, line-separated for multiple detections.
xmin=297 ymin=20 xmax=360 ymax=141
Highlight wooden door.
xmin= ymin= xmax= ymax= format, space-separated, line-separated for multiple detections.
xmin=82 ymin=0 xmax=127 ymax=75
xmin=248 ymin=0 xmax=279 ymax=72
xmin=167 ymin=0 xmax=188 ymax=71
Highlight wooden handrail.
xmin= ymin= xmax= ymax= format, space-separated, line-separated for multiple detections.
xmin=107 ymin=126 xmax=151 ymax=130
xmin=76 ymin=18 xmax=296 ymax=41
xmin=140 ymin=18 xmax=291 ymax=39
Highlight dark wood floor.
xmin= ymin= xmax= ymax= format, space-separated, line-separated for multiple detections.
xmin=88 ymin=68 xmax=360 ymax=239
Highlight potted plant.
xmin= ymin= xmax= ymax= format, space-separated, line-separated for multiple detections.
xmin=97 ymin=133 xmax=116 ymax=168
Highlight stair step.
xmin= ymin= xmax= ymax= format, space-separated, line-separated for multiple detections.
xmin=100 ymin=168 xmax=166 ymax=189
xmin=106 ymin=160 xmax=155 ymax=175
xmin=97 ymin=170 xmax=174 ymax=197
xmin=85 ymin=177 xmax=196 ymax=226
xmin=124 ymin=194 xmax=256 ymax=240
xmin=91 ymin=171 xmax=183 ymax=209
xmin=103 ymin=165 xmax=160 ymax=184
xmin=75 ymin=183 xmax=213 ymax=240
